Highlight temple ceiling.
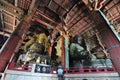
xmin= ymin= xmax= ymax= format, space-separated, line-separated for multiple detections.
xmin=0 ymin=0 xmax=119 ymax=38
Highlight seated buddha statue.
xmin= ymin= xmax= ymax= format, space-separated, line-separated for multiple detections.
xmin=70 ymin=35 xmax=87 ymax=58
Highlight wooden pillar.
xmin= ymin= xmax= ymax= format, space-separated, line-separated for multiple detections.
xmin=64 ymin=36 xmax=69 ymax=68
xmin=91 ymin=11 xmax=120 ymax=74
xmin=100 ymin=27 xmax=120 ymax=73
xmin=0 ymin=0 xmax=40 ymax=72
xmin=0 ymin=19 xmax=30 ymax=72
xmin=61 ymin=35 xmax=65 ymax=68
xmin=48 ymin=45 xmax=52 ymax=56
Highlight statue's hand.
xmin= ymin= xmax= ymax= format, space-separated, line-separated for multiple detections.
xmin=79 ymin=50 xmax=87 ymax=56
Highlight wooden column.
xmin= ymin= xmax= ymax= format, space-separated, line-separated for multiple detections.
xmin=0 ymin=18 xmax=30 ymax=72
xmin=91 ymin=11 xmax=120 ymax=74
xmin=64 ymin=36 xmax=69 ymax=68
xmin=100 ymin=27 xmax=120 ymax=73
xmin=48 ymin=45 xmax=52 ymax=56
xmin=61 ymin=34 xmax=65 ymax=68
xmin=0 ymin=0 xmax=40 ymax=72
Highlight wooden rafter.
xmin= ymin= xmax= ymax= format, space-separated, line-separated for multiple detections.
xmin=32 ymin=18 xmax=61 ymax=33
xmin=53 ymin=0 xmax=68 ymax=11
xmin=67 ymin=15 xmax=88 ymax=31
xmin=0 ymin=0 xmax=23 ymax=15
xmin=35 ymin=11 xmax=58 ymax=25
xmin=66 ymin=7 xmax=86 ymax=24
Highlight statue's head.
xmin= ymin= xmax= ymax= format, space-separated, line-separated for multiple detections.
xmin=73 ymin=35 xmax=83 ymax=44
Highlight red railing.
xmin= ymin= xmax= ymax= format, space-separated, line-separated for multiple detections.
xmin=8 ymin=62 xmax=116 ymax=74
xmin=64 ymin=66 xmax=116 ymax=74
xmin=8 ymin=62 xmax=32 ymax=72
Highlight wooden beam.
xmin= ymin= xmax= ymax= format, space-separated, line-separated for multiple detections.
xmin=109 ymin=15 xmax=120 ymax=22
xmin=113 ymin=0 xmax=120 ymax=14
xmin=77 ymin=22 xmax=94 ymax=34
xmin=82 ymin=0 xmax=93 ymax=10
xmin=0 ymin=6 xmax=21 ymax=18
xmin=0 ymin=0 xmax=23 ymax=15
xmin=72 ymin=22 xmax=88 ymax=34
xmin=0 ymin=32 xmax=10 ymax=37
xmin=61 ymin=0 xmax=67 ymax=5
xmin=2 ymin=11 xmax=14 ymax=18
xmin=13 ymin=16 xmax=16 ymax=30
xmin=66 ymin=7 xmax=86 ymax=25
xmin=105 ymin=7 xmax=115 ymax=23
xmin=48 ymin=0 xmax=52 ymax=7
xmin=33 ymin=18 xmax=61 ymax=32
xmin=14 ymin=0 xmax=18 ymax=7
xmin=67 ymin=3 xmax=77 ymax=15
xmin=53 ymin=0 xmax=68 ymax=11
xmin=28 ymin=0 xmax=36 ymax=14
xmin=4 ymin=21 xmax=14 ymax=27
xmin=0 ymin=11 xmax=4 ymax=29
xmin=104 ymin=1 xmax=120 ymax=13
xmin=67 ymin=15 xmax=87 ymax=31
xmin=35 ymin=11 xmax=58 ymax=25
